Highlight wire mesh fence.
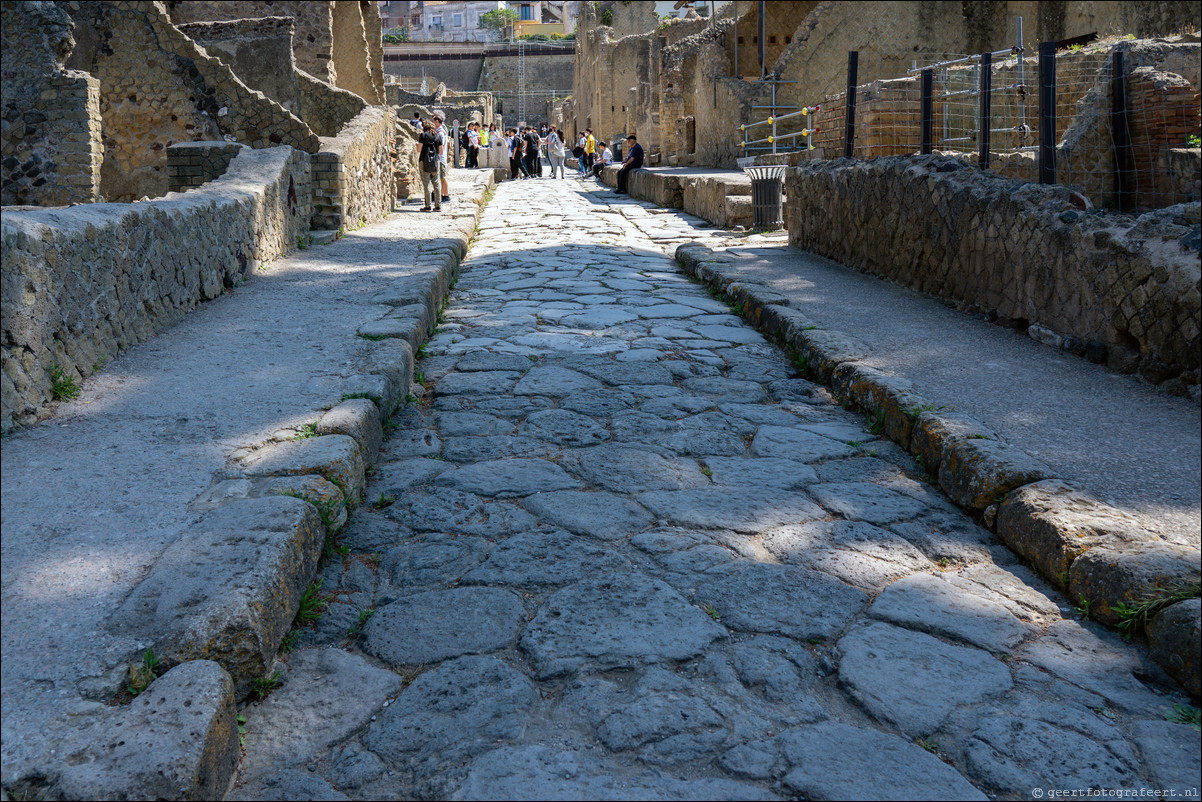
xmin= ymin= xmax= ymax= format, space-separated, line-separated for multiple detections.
xmin=739 ymin=36 xmax=1200 ymax=212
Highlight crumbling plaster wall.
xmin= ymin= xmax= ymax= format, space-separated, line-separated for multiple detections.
xmin=61 ymin=0 xmax=319 ymax=203
xmin=1 ymin=1 xmax=103 ymax=206
xmin=331 ymin=0 xmax=384 ymax=104
xmin=176 ymin=16 xmax=302 ymax=113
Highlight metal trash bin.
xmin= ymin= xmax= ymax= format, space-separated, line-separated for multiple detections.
xmin=742 ymin=164 xmax=786 ymax=230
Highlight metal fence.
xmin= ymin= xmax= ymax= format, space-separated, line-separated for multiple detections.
xmin=737 ymin=25 xmax=1201 ymax=212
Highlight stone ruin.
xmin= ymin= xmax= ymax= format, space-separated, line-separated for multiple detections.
xmin=0 ymin=0 xmax=411 ymax=430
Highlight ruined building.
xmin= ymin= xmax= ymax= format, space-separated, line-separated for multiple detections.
xmin=568 ymin=0 xmax=1201 ymax=169
xmin=1 ymin=0 xmax=400 ymax=429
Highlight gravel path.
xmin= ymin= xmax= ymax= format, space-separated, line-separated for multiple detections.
xmin=230 ymin=178 xmax=1199 ymax=801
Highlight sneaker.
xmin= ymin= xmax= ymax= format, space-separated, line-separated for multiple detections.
xmin=433 ymin=206 xmax=441 ymax=211
xmin=441 ymin=195 xmax=451 ymax=202
xmin=421 ymin=206 xmax=432 ymax=211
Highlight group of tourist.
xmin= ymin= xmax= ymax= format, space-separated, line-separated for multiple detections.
xmin=412 ymin=111 xmax=647 ymax=209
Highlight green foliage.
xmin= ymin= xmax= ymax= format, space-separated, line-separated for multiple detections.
xmin=1114 ymin=581 xmax=1201 ymax=638
xmin=127 ymin=648 xmax=162 ymax=696
xmin=358 ymin=333 xmax=389 ymax=341
xmin=375 ymin=492 xmax=397 ymax=509
xmin=348 ymin=608 xmax=376 ymax=638
xmin=50 ymin=364 xmax=80 ymax=401
xmin=294 ymin=579 xmax=328 ymax=626
xmin=480 ymin=7 xmax=518 ymax=34
xmin=600 ymin=7 xmax=614 ymax=25
xmin=298 ymin=234 xmax=309 ymax=250
xmin=868 ymin=409 xmax=887 ymax=435
xmin=1188 ymin=133 xmax=1201 ymax=148
xmin=703 ymin=603 xmax=722 ymax=621
xmin=1165 ymin=703 xmax=1201 ymax=732
xmin=251 ymin=670 xmax=284 ymax=701
xmin=289 ymin=422 xmax=319 ymax=441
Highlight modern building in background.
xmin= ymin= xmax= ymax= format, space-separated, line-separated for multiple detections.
xmin=378 ymin=1 xmax=578 ymax=42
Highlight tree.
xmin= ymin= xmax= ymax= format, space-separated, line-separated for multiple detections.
xmin=479 ymin=8 xmax=519 ymax=39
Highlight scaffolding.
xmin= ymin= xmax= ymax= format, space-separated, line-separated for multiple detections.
xmin=517 ymin=37 xmax=527 ymax=125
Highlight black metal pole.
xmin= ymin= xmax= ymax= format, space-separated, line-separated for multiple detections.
xmin=1038 ymin=41 xmax=1056 ymax=184
xmin=978 ymin=51 xmax=992 ymax=170
xmin=844 ymin=51 xmax=859 ymax=159
xmin=1111 ymin=49 xmax=1132 ymax=212
xmin=920 ymin=68 xmax=933 ymax=154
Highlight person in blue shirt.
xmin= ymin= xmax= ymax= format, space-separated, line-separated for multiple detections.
xmin=616 ymin=134 xmax=644 ymax=194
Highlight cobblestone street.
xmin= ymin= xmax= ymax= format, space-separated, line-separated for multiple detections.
xmin=231 ymin=179 xmax=1200 ymax=801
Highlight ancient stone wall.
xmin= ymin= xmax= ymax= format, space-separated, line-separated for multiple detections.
xmin=297 ymin=68 xmax=368 ymax=137
xmin=331 ymin=0 xmax=383 ymax=104
xmin=165 ymin=0 xmax=337 ymax=84
xmin=311 ymin=106 xmax=395 ymax=230
xmin=1 ymin=145 xmax=311 ymax=429
xmin=175 ymin=16 xmax=302 ymax=113
xmin=1 ymin=2 xmax=104 ymax=206
xmin=479 ymin=53 xmax=575 ymax=94
xmin=165 ymin=140 xmax=246 ymax=191
xmin=63 ymin=1 xmax=319 ymax=202
xmin=784 ymin=156 xmax=1202 ymax=393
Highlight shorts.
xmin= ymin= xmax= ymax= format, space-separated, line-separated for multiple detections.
xmin=438 ymin=161 xmax=448 ymax=180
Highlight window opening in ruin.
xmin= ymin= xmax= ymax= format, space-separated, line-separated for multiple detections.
xmin=768 ymin=36 xmax=776 ymax=45
xmin=738 ymin=36 xmax=744 ymax=44
xmin=785 ymin=36 xmax=792 ymax=44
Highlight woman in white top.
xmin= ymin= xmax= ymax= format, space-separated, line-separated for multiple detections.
xmin=546 ymin=125 xmax=566 ymax=179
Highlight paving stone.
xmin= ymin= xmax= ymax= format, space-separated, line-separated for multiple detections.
xmin=435 ymin=369 xmax=522 ymax=397
xmin=572 ymin=444 xmax=708 ymax=492
xmin=340 ymin=510 xmax=410 ymax=552
xmin=362 ymin=587 xmax=526 ymax=665
xmin=570 ymin=359 xmax=675 ymax=386
xmin=641 ymin=395 xmax=716 ymax=418
xmin=961 ymin=713 xmax=1148 ymax=796
xmin=513 ymin=365 xmax=603 ymax=397
xmin=327 ymin=742 xmax=389 ymax=792
xmin=461 ymin=530 xmax=632 ymax=587
xmin=522 ymin=490 xmax=656 ymax=540
xmin=436 ymin=457 xmax=581 ymax=497
xmin=560 ymin=389 xmax=639 ymax=415
xmin=370 ymin=457 xmax=453 ymax=494
xmin=562 ymin=307 xmax=642 ymax=328
xmin=774 ymin=722 xmax=986 ymax=801
xmin=750 ymin=425 xmax=858 ymax=461
xmin=889 ymin=515 xmax=996 ymax=565
xmin=450 ymin=746 xmax=778 ymax=801
xmin=239 ymin=648 xmax=402 ymax=773
xmin=385 ymin=428 xmax=441 ymax=458
xmin=868 ymin=573 xmax=1032 ymax=653
xmin=379 ymin=533 xmax=492 ymax=591
xmin=658 ymin=428 xmax=748 ymax=456
xmin=440 ymin=435 xmax=556 ymax=462
xmin=1130 ymin=720 xmax=1202 ymax=800
xmin=731 ymin=638 xmax=820 ymax=706
xmin=610 ymin=410 xmax=683 ymax=441
xmin=597 ymin=690 xmax=727 ymax=765
xmin=228 ymin=770 xmax=350 ymax=801
xmin=1017 ymin=620 xmax=1163 ymax=713
xmin=689 ymin=324 xmax=767 ymax=344
xmin=808 ymin=482 xmax=928 ymax=524
xmin=363 ymin=656 xmax=537 ymax=787
xmin=435 ymin=412 xmax=517 ymax=436
xmin=50 ymin=661 xmax=239 ymax=802
xmin=519 ymin=409 xmax=610 ymax=446
xmin=521 ymin=573 xmax=726 ymax=678
xmin=696 ymin=563 xmax=868 ymax=640
xmin=637 ymin=487 xmax=826 ymax=533
xmin=682 ymin=376 xmax=769 ymax=403
xmin=385 ymin=488 xmax=537 ymax=537
xmin=792 ymin=521 xmax=933 ymax=591
xmin=455 ymin=352 xmax=538 ymax=372
xmin=513 ymin=331 xmax=629 ymax=354
xmin=947 ymin=562 xmax=1064 ymax=626
xmin=838 ymin=621 xmax=1013 ymax=736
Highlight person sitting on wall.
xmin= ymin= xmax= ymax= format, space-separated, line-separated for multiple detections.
xmin=590 ymin=141 xmax=613 ymax=179
xmin=615 ymin=134 xmax=644 ymax=194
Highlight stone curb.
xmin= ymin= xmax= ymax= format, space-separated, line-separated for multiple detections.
xmin=82 ymin=172 xmax=497 ymax=800
xmin=675 ymin=241 xmax=1201 ymax=698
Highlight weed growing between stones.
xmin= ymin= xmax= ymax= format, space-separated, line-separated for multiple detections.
xmin=1074 ymin=596 xmax=1095 ymax=619
xmin=358 ymin=333 xmax=389 ymax=342
xmin=703 ymin=603 xmax=722 ymax=621
xmin=294 ymin=580 xmax=328 ymax=626
xmin=342 ymin=391 xmax=384 ymax=409
xmin=1114 ymin=581 xmax=1201 ymax=639
xmin=917 ymin=738 xmax=940 ymax=753
xmin=251 ymin=670 xmax=284 ymax=701
xmin=127 ymin=648 xmax=161 ymax=696
xmin=868 ymin=410 xmax=887 ymax=435
xmin=237 ymin=713 xmax=248 ymax=746
xmin=1165 ymin=703 xmax=1201 ymax=732
xmin=298 ymin=234 xmax=310 ymax=250
xmin=289 ymin=422 xmax=319 ymax=441
xmin=375 ymin=493 xmax=396 ymax=509
xmin=347 ymin=608 xmax=376 ymax=638
xmin=49 ymin=365 xmax=79 ymax=401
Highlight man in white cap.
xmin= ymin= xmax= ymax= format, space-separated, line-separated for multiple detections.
xmin=432 ymin=112 xmax=450 ymax=203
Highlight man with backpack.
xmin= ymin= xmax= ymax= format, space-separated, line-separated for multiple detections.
xmin=432 ymin=113 xmax=450 ymax=203
xmin=417 ymin=120 xmax=442 ymax=211
xmin=523 ymin=126 xmax=541 ymax=179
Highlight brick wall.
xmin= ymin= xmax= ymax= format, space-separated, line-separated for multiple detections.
xmin=166 ymin=141 xmax=247 ymax=192
xmin=311 ymin=106 xmax=395 ymax=230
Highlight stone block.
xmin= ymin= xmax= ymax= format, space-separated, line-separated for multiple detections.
xmin=840 ymin=366 xmax=929 ymax=450
xmin=1147 ymin=599 xmax=1200 ymax=698
xmin=318 ymin=398 xmax=382 ymax=467
xmin=1068 ymin=543 xmax=1201 ymax=626
xmin=937 ymin=437 xmax=1054 ymax=511
xmin=239 ymin=434 xmax=366 ymax=510
xmin=51 ymin=661 xmax=240 ymax=801
xmin=996 ymin=480 xmax=1145 ymax=588
xmin=108 ymin=498 xmax=323 ymax=693
xmin=911 ymin=411 xmax=996 ymax=473
xmin=358 ymin=315 xmax=426 ymax=350
xmin=792 ymin=329 xmax=871 ymax=384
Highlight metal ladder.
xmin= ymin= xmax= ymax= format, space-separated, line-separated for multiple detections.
xmin=517 ymin=37 xmax=526 ymax=125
